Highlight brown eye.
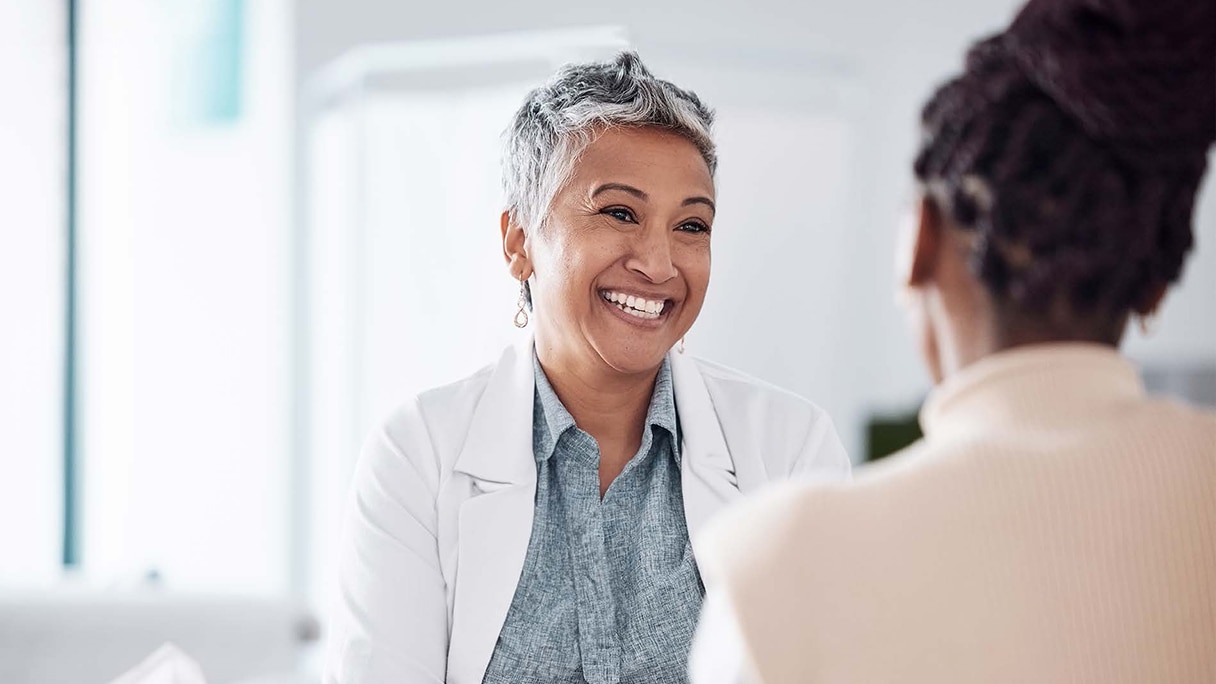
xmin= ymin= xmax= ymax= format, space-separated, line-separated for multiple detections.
xmin=602 ymin=207 xmax=636 ymax=223
xmin=677 ymin=220 xmax=710 ymax=234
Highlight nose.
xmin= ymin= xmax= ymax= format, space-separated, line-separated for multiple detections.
xmin=625 ymin=224 xmax=678 ymax=284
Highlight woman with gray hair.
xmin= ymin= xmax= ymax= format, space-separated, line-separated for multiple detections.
xmin=324 ymin=52 xmax=850 ymax=684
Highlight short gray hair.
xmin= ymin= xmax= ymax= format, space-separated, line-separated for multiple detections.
xmin=502 ymin=51 xmax=717 ymax=232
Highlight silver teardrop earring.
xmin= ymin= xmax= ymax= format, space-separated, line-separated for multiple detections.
xmin=513 ymin=277 xmax=530 ymax=328
xmin=677 ymin=337 xmax=686 ymax=354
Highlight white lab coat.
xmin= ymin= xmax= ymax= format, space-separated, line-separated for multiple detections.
xmin=324 ymin=336 xmax=850 ymax=683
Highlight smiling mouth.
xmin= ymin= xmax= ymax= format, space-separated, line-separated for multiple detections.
xmin=600 ymin=290 xmax=670 ymax=321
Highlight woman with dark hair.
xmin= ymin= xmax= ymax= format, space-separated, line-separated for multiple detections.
xmin=690 ymin=0 xmax=1216 ymax=681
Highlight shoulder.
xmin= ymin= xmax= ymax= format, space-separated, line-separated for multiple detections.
xmin=691 ymin=356 xmax=823 ymax=410
xmin=685 ymin=355 xmax=848 ymax=481
xmin=689 ymin=355 xmax=835 ymax=431
xmin=1135 ymin=395 xmax=1216 ymax=444
xmin=375 ymin=361 xmax=495 ymax=444
xmin=698 ymin=481 xmax=815 ymax=569
xmin=400 ymin=362 xmax=497 ymax=437
xmin=358 ymin=359 xmax=500 ymax=491
xmin=698 ymin=441 xmax=933 ymax=582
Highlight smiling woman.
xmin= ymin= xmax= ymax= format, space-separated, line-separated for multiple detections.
xmin=324 ymin=52 xmax=851 ymax=684
xmin=514 ymin=126 xmax=716 ymax=491
xmin=508 ymin=125 xmax=715 ymax=414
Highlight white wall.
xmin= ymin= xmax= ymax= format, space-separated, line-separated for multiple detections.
xmin=0 ymin=0 xmax=66 ymax=586
xmin=78 ymin=0 xmax=293 ymax=593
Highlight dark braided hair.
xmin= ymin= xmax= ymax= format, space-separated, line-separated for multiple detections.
xmin=914 ymin=0 xmax=1215 ymax=336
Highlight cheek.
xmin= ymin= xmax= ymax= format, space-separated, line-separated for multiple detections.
xmin=678 ymin=244 xmax=712 ymax=297
xmin=537 ymin=231 xmax=618 ymax=303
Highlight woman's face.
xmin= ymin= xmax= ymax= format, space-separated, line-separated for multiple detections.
xmin=525 ymin=126 xmax=715 ymax=376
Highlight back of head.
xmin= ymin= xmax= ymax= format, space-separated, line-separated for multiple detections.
xmin=914 ymin=0 xmax=1215 ymax=341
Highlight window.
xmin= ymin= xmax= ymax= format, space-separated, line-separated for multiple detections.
xmin=76 ymin=0 xmax=292 ymax=593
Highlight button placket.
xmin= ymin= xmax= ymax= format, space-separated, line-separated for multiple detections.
xmin=559 ymin=431 xmax=622 ymax=684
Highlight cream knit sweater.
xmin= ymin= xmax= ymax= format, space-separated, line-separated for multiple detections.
xmin=694 ymin=344 xmax=1216 ymax=684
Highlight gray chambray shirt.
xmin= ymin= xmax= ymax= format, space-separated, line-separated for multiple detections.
xmin=481 ymin=354 xmax=704 ymax=684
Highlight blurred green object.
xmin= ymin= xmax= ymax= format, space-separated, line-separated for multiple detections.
xmin=865 ymin=409 xmax=923 ymax=462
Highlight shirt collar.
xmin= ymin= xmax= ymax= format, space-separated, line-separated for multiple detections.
xmin=533 ymin=354 xmax=576 ymax=462
xmin=532 ymin=353 xmax=680 ymax=463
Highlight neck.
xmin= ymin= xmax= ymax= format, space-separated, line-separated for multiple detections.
xmin=534 ymin=336 xmax=657 ymax=454
xmin=927 ymin=288 xmax=1001 ymax=380
xmin=936 ymin=306 xmax=1125 ymax=382
xmin=993 ymin=305 xmax=1127 ymax=350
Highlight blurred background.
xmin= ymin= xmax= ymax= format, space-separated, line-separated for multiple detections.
xmin=2 ymin=0 xmax=1213 ymax=681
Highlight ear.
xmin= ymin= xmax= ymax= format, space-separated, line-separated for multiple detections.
xmin=900 ymin=195 xmax=942 ymax=289
xmin=501 ymin=210 xmax=531 ymax=280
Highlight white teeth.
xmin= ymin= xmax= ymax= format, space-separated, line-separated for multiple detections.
xmin=603 ymin=291 xmax=666 ymax=318
xmin=620 ymin=306 xmax=660 ymax=320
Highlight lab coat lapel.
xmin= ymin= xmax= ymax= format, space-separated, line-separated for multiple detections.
xmin=670 ymin=350 xmax=745 ymax=562
xmin=447 ymin=336 xmax=537 ymax=684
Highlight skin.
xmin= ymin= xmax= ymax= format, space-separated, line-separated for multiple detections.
xmin=501 ymin=126 xmax=716 ymax=496
xmin=897 ymin=195 xmax=1167 ymax=384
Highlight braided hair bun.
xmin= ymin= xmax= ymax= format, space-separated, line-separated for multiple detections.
xmin=914 ymin=0 xmax=1215 ymax=325
xmin=1010 ymin=0 xmax=1215 ymax=154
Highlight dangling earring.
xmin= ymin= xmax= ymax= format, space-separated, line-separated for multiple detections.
xmin=513 ymin=277 xmax=529 ymax=328
xmin=677 ymin=337 xmax=686 ymax=354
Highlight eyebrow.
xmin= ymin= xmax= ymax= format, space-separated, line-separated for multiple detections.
xmin=591 ymin=183 xmax=716 ymax=215
xmin=591 ymin=183 xmax=649 ymax=201
xmin=683 ymin=196 xmax=716 ymax=215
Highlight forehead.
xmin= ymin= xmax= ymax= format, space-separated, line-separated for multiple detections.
xmin=567 ymin=127 xmax=715 ymax=199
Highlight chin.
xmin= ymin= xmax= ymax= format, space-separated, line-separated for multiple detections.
xmin=592 ymin=338 xmax=673 ymax=376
